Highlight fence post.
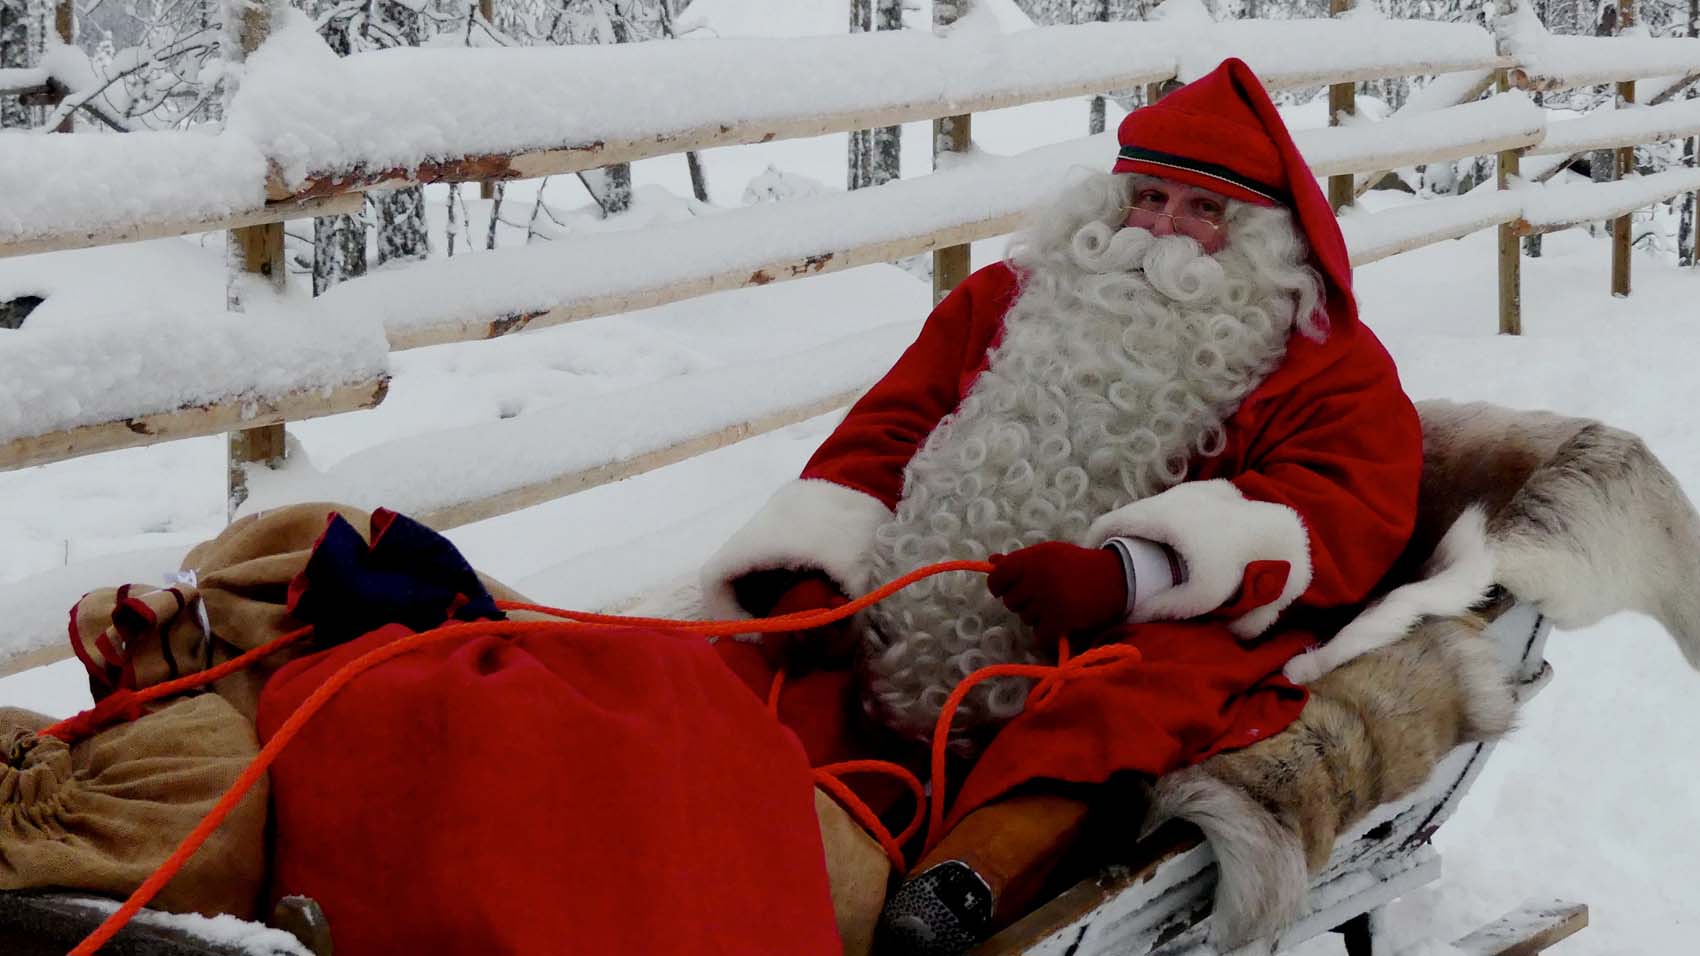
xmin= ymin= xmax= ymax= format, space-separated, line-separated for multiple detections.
xmin=226 ymin=0 xmax=287 ymax=516
xmin=1327 ymin=0 xmax=1356 ymax=212
xmin=1497 ymin=68 xmax=1522 ymax=335
xmin=932 ymin=0 xmax=972 ymax=304
xmin=1610 ymin=0 xmax=1637 ymax=295
xmin=1611 ymin=79 xmax=1635 ymax=296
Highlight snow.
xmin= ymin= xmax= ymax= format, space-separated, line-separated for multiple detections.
xmin=1399 ymin=70 xmax=1498 ymax=116
xmin=1518 ymin=167 xmax=1700 ymax=229
xmin=0 ymin=130 xmax=267 ymax=246
xmin=681 ymin=0 xmax=1036 ymax=37
xmin=317 ymin=133 xmax=1114 ymax=348
xmin=1294 ymin=92 xmax=1543 ymax=176
xmin=1338 ymin=188 xmax=1523 ymax=265
xmin=59 ymin=897 xmax=312 ymax=955
xmin=1182 ymin=3 xmax=1499 ymax=86
xmin=229 ymin=4 xmax=1501 ymax=191
xmin=320 ymin=315 xmax=920 ymax=521
xmin=5 ymin=2 xmax=1700 ymax=952
xmin=0 ymin=67 xmax=47 ymax=92
xmin=329 ymin=108 xmax=1551 ymax=353
xmin=1532 ymin=96 xmax=1700 ymax=156
xmin=0 ymin=293 xmax=387 ymax=446
xmin=231 ymin=9 xmax=1178 ymax=190
xmin=1498 ymin=6 xmax=1700 ymax=87
xmin=0 ymin=5 xmax=1515 ymax=251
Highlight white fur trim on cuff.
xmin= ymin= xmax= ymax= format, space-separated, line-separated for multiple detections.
xmin=699 ymin=478 xmax=893 ymax=620
xmin=1084 ymin=479 xmax=1312 ymax=640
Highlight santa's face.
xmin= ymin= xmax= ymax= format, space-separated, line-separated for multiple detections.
xmin=1122 ymin=178 xmax=1232 ymax=254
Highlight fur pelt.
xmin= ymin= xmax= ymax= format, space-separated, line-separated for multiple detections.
xmin=1413 ymin=399 xmax=1700 ymax=666
xmin=1152 ymin=614 xmax=1516 ymax=948
xmin=1150 ymin=399 xmax=1700 ymax=948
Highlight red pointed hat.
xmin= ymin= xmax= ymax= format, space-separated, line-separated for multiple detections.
xmin=1113 ymin=58 xmax=1355 ymax=328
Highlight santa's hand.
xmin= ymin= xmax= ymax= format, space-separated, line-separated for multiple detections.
xmin=760 ymin=574 xmax=857 ymax=673
xmin=986 ymin=542 xmax=1128 ymax=645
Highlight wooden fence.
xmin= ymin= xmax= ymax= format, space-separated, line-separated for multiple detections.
xmin=3 ymin=3 xmax=1700 ymax=678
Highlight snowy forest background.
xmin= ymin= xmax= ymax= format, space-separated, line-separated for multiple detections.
xmin=6 ymin=0 xmax=1700 ymax=294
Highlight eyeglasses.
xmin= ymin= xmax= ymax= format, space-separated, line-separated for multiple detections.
xmin=1122 ymin=185 xmax=1228 ymax=246
xmin=1122 ymin=208 xmax=1224 ymax=244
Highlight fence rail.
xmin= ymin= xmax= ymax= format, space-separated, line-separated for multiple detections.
xmin=3 ymin=6 xmax=1699 ymax=678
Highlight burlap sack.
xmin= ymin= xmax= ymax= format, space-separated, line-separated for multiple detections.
xmin=815 ymin=789 xmax=891 ymax=956
xmin=0 ymin=695 xmax=267 ymax=918
xmin=62 ymin=502 xmax=886 ymax=944
xmin=69 ymin=502 xmax=535 ymax=719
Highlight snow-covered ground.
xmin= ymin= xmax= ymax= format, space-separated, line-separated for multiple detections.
xmin=5 ymin=3 xmax=1700 ymax=954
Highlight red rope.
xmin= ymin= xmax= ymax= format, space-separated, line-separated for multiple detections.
xmin=40 ymin=626 xmax=313 ymax=744
xmin=811 ymin=761 xmax=927 ymax=875
xmin=919 ymin=639 xmax=1142 ymax=853
xmin=60 ymin=558 xmax=1142 ymax=955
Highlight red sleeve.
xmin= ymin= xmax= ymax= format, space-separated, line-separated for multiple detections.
xmin=1229 ymin=327 xmax=1423 ymax=610
xmin=800 ymin=263 xmax=1017 ymax=508
xmin=1082 ymin=322 xmax=1422 ymax=639
xmin=699 ymin=264 xmax=1017 ymax=618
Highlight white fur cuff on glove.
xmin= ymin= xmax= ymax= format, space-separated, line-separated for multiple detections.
xmin=1085 ymin=479 xmax=1312 ymax=639
xmin=699 ymin=478 xmax=892 ymax=620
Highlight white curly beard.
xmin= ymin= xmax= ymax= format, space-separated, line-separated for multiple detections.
xmin=859 ymin=172 xmax=1324 ymax=750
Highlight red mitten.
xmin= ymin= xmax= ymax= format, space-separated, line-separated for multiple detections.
xmin=986 ymin=542 xmax=1127 ymax=645
xmin=760 ymin=575 xmax=857 ymax=673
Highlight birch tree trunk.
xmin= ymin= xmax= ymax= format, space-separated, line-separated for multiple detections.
xmin=656 ymin=0 xmax=709 ymax=202
xmin=1589 ymin=3 xmax=1618 ymax=188
xmin=870 ymin=0 xmax=902 ymax=185
xmin=311 ymin=4 xmax=368 ymax=291
xmin=1 ymin=0 xmax=34 ymax=128
xmin=371 ymin=0 xmax=429 ymax=263
xmin=315 ymin=206 xmax=369 ymax=294
xmin=578 ymin=0 xmax=634 ymax=215
xmin=1526 ymin=0 xmax=1546 ymax=260
xmin=1090 ymin=0 xmax=1109 ymax=133
xmin=1683 ymin=0 xmax=1699 ymax=267
xmin=847 ymin=0 xmax=874 ymax=189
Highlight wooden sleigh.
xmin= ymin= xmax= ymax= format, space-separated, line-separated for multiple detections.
xmin=0 ymin=592 xmax=1586 ymax=956
xmin=975 ymin=591 xmax=1586 ymax=956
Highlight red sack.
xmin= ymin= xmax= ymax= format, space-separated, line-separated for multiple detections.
xmin=257 ymin=622 xmax=841 ymax=956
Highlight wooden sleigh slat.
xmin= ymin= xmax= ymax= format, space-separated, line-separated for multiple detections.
xmin=1451 ymin=901 xmax=1589 ymax=956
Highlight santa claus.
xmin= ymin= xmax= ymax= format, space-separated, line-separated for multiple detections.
xmin=702 ymin=59 xmax=1422 ymax=823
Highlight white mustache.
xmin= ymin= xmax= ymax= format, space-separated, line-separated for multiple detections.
xmin=1067 ymin=221 xmax=1228 ymax=309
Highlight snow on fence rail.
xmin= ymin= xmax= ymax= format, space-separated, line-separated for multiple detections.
xmin=1499 ymin=6 xmax=1700 ymax=91
xmin=0 ymin=11 xmax=1502 ymax=257
xmin=336 ymin=94 xmax=1545 ymax=352
xmin=5 ymin=7 xmax=1700 ymax=679
xmin=1528 ymin=96 xmax=1700 ymax=156
xmin=0 ymin=67 xmax=49 ymax=96
xmin=0 ymin=303 xmax=390 ymax=468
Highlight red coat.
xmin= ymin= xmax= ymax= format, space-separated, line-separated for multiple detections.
xmin=701 ymin=259 xmax=1422 ymax=828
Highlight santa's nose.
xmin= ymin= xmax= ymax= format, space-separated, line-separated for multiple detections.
xmin=1148 ymin=213 xmax=1175 ymax=237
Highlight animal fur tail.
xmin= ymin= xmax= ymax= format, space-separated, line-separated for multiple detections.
xmin=1490 ymin=423 xmax=1700 ymax=670
xmin=1145 ymin=769 xmax=1308 ymax=950
xmin=1284 ymin=506 xmax=1496 ymax=684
